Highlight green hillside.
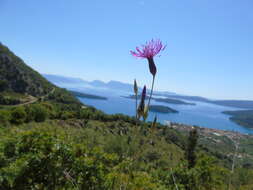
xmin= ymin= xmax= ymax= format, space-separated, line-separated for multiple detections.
xmin=0 ymin=43 xmax=53 ymax=96
xmin=223 ymin=110 xmax=253 ymax=129
xmin=0 ymin=43 xmax=81 ymax=107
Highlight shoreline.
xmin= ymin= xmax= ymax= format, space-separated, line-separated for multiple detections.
xmin=166 ymin=121 xmax=253 ymax=139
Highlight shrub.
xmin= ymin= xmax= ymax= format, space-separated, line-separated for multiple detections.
xmin=31 ymin=104 xmax=48 ymax=122
xmin=0 ymin=80 xmax=8 ymax=92
xmin=0 ymin=131 xmax=121 ymax=189
xmin=10 ymin=107 xmax=27 ymax=124
xmin=0 ymin=95 xmax=20 ymax=105
xmin=60 ymin=111 xmax=76 ymax=120
xmin=0 ymin=110 xmax=10 ymax=126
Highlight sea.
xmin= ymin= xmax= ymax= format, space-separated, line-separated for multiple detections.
xmin=67 ymin=86 xmax=253 ymax=135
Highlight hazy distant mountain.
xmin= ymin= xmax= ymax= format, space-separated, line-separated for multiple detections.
xmin=165 ymin=94 xmax=253 ymax=109
xmin=107 ymin=80 xmax=133 ymax=92
xmin=212 ymin=100 xmax=253 ymax=109
xmin=89 ymin=80 xmax=106 ymax=87
xmin=43 ymin=74 xmax=88 ymax=84
xmin=43 ymin=74 xmax=176 ymax=95
xmin=90 ymin=80 xmax=139 ymax=92
xmin=43 ymin=74 xmax=253 ymax=109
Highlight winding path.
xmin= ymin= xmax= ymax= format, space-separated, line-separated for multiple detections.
xmin=0 ymin=88 xmax=55 ymax=108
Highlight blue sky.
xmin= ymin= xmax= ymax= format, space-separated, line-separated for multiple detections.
xmin=0 ymin=0 xmax=252 ymax=100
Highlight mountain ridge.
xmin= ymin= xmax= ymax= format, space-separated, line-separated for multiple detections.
xmin=0 ymin=44 xmax=54 ymax=97
xmin=43 ymin=74 xmax=177 ymax=95
xmin=44 ymin=74 xmax=253 ymax=109
xmin=0 ymin=43 xmax=81 ymax=107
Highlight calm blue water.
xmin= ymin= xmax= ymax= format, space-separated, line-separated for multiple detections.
xmin=75 ymin=88 xmax=253 ymax=135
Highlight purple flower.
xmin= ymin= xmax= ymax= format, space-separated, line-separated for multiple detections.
xmin=130 ymin=39 xmax=166 ymax=76
xmin=141 ymin=85 xmax=146 ymax=100
xmin=130 ymin=39 xmax=165 ymax=59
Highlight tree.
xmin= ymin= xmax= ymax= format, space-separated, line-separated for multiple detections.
xmin=185 ymin=128 xmax=198 ymax=169
xmin=0 ymin=80 xmax=8 ymax=92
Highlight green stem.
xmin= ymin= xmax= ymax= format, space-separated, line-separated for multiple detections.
xmin=135 ymin=93 xmax=138 ymax=120
xmin=171 ymin=168 xmax=179 ymax=190
xmin=147 ymin=75 xmax=155 ymax=108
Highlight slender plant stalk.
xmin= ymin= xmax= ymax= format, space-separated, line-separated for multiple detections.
xmin=63 ymin=170 xmax=79 ymax=190
xmin=135 ymin=93 xmax=138 ymax=120
xmin=171 ymin=168 xmax=179 ymax=190
xmin=147 ymin=75 xmax=155 ymax=108
xmin=228 ymin=139 xmax=238 ymax=190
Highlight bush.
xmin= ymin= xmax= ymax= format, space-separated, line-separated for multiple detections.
xmin=25 ymin=104 xmax=48 ymax=122
xmin=10 ymin=107 xmax=27 ymax=125
xmin=0 ymin=131 xmax=121 ymax=189
xmin=60 ymin=111 xmax=76 ymax=120
xmin=0 ymin=95 xmax=20 ymax=105
xmin=0 ymin=80 xmax=8 ymax=92
xmin=0 ymin=110 xmax=10 ymax=126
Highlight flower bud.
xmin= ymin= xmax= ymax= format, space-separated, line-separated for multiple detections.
xmin=148 ymin=57 xmax=157 ymax=77
xmin=141 ymin=85 xmax=146 ymax=99
xmin=137 ymin=85 xmax=146 ymax=119
xmin=134 ymin=79 xmax=138 ymax=95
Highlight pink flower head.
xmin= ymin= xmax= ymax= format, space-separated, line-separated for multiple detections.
xmin=130 ymin=39 xmax=166 ymax=59
xmin=131 ymin=39 xmax=166 ymax=76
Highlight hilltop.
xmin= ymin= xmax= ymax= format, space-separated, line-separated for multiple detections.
xmin=0 ymin=44 xmax=53 ymax=96
xmin=0 ymin=43 xmax=81 ymax=107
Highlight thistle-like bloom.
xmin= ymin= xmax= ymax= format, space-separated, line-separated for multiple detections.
xmin=130 ymin=39 xmax=166 ymax=76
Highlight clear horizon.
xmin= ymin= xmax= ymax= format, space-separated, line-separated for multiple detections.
xmin=1 ymin=0 xmax=252 ymax=100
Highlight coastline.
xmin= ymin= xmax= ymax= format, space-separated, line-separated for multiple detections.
xmin=166 ymin=121 xmax=253 ymax=139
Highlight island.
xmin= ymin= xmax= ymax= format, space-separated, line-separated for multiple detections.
xmin=123 ymin=95 xmax=195 ymax=105
xmin=164 ymin=95 xmax=253 ymax=109
xmin=122 ymin=94 xmax=152 ymax=100
xmin=154 ymin=98 xmax=195 ymax=105
xmin=149 ymin=105 xmax=178 ymax=114
xmin=223 ymin=110 xmax=253 ymax=129
xmin=70 ymin=90 xmax=108 ymax=100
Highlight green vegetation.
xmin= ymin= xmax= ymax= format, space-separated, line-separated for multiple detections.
xmin=25 ymin=104 xmax=48 ymax=122
xmin=223 ymin=110 xmax=253 ymax=129
xmin=10 ymin=107 xmax=27 ymax=124
xmin=46 ymin=88 xmax=81 ymax=107
xmin=1 ymin=101 xmax=253 ymax=189
xmin=0 ymin=92 xmax=34 ymax=105
xmin=0 ymin=43 xmax=53 ymax=96
xmin=149 ymin=105 xmax=178 ymax=113
xmin=185 ymin=128 xmax=198 ymax=169
xmin=70 ymin=90 xmax=108 ymax=100
xmin=0 ymin=94 xmax=21 ymax=105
